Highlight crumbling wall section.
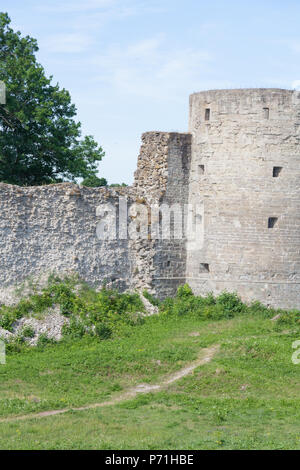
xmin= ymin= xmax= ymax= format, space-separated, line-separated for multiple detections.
xmin=0 ymin=183 xmax=135 ymax=302
xmin=133 ymin=132 xmax=192 ymax=298
xmin=0 ymin=132 xmax=192 ymax=302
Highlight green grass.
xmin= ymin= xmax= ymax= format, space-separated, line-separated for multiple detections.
xmin=0 ymin=282 xmax=299 ymax=449
xmin=2 ymin=397 xmax=299 ymax=450
xmin=0 ymin=313 xmax=300 ymax=449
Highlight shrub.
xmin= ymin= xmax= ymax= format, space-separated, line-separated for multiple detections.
xmin=215 ymin=291 xmax=246 ymax=317
xmin=177 ymin=284 xmax=193 ymax=299
xmin=62 ymin=319 xmax=87 ymax=339
xmin=277 ymin=309 xmax=300 ymax=326
xmin=161 ymin=286 xmax=247 ymax=321
xmin=142 ymin=290 xmax=160 ymax=307
xmin=21 ymin=326 xmax=35 ymax=338
xmin=37 ymin=334 xmax=56 ymax=349
xmin=95 ymin=323 xmax=112 ymax=340
xmin=2 ymin=278 xmax=299 ymax=355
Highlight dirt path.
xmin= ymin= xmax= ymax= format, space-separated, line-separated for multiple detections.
xmin=1 ymin=344 xmax=219 ymax=424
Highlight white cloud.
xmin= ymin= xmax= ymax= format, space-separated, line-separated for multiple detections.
xmin=43 ymin=33 xmax=94 ymax=53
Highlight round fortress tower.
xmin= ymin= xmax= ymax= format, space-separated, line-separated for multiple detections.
xmin=186 ymin=88 xmax=300 ymax=309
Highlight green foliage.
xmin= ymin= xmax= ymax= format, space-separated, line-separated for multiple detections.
xmin=21 ymin=326 xmax=35 ymax=338
xmin=110 ymin=183 xmax=128 ymax=187
xmin=0 ymin=277 xmax=77 ymax=331
xmin=0 ymin=276 xmax=146 ymax=346
xmin=5 ymin=336 xmax=26 ymax=353
xmin=0 ymin=299 xmax=32 ymax=331
xmin=177 ymin=283 xmax=194 ymax=299
xmin=36 ymin=333 xmax=56 ymax=349
xmin=62 ymin=318 xmax=87 ymax=339
xmin=95 ymin=323 xmax=112 ymax=340
xmin=0 ymin=281 xmax=299 ymax=450
xmin=159 ymin=284 xmax=299 ymax=325
xmin=142 ymin=290 xmax=161 ymax=307
xmin=277 ymin=309 xmax=300 ymax=326
xmin=0 ymin=13 xmax=105 ymax=185
xmin=81 ymin=176 xmax=107 ymax=187
xmin=215 ymin=291 xmax=246 ymax=317
xmin=1 ymin=312 xmax=300 ymax=449
xmin=1 ymin=279 xmax=299 ymax=354
xmin=160 ymin=284 xmax=216 ymax=319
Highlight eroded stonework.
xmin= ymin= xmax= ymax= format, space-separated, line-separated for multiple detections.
xmin=0 ymin=89 xmax=299 ymax=309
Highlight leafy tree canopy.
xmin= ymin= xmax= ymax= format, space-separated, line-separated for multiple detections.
xmin=81 ymin=175 xmax=107 ymax=187
xmin=0 ymin=12 xmax=105 ymax=186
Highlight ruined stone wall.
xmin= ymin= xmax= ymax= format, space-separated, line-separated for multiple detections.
xmin=150 ymin=133 xmax=191 ymax=298
xmin=0 ymin=132 xmax=191 ymax=302
xmin=132 ymin=132 xmax=191 ymax=297
xmin=187 ymin=89 xmax=300 ymax=309
xmin=0 ymin=183 xmax=135 ymax=301
xmin=1 ymin=89 xmax=299 ymax=309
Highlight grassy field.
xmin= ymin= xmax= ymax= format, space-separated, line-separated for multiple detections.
xmin=1 ymin=301 xmax=300 ymax=450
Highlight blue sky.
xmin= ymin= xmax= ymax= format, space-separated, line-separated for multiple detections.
xmin=2 ymin=0 xmax=300 ymax=183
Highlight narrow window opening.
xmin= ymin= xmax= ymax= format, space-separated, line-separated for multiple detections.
xmin=200 ymin=263 xmax=210 ymax=273
xmin=198 ymin=164 xmax=205 ymax=175
xmin=170 ymin=212 xmax=174 ymax=238
xmin=182 ymin=155 xmax=188 ymax=170
xmin=268 ymin=217 xmax=278 ymax=229
xmin=167 ymin=261 xmax=170 ymax=267
xmin=273 ymin=166 xmax=282 ymax=177
xmin=263 ymin=107 xmax=270 ymax=119
xmin=205 ymin=108 xmax=210 ymax=121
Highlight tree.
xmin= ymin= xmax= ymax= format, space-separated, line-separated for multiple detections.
xmin=82 ymin=175 xmax=107 ymax=187
xmin=0 ymin=13 xmax=105 ymax=186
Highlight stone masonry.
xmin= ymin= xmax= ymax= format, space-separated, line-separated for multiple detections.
xmin=0 ymin=89 xmax=299 ymax=309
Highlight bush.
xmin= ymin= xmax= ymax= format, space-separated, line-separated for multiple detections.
xmin=62 ymin=319 xmax=87 ymax=339
xmin=21 ymin=326 xmax=35 ymax=338
xmin=215 ymin=291 xmax=245 ymax=317
xmin=161 ymin=287 xmax=248 ymax=321
xmin=277 ymin=309 xmax=300 ymax=326
xmin=177 ymin=284 xmax=193 ymax=299
xmin=142 ymin=290 xmax=161 ymax=307
xmin=2 ymin=278 xmax=299 ymax=354
xmin=95 ymin=323 xmax=112 ymax=340
xmin=36 ymin=334 xmax=56 ymax=349
xmin=81 ymin=176 xmax=108 ymax=187
xmin=0 ymin=277 xmax=146 ymax=350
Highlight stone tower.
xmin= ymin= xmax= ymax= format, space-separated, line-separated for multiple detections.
xmin=186 ymin=89 xmax=300 ymax=309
